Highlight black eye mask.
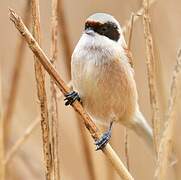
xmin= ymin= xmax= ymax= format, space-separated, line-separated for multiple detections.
xmin=85 ymin=21 xmax=120 ymax=41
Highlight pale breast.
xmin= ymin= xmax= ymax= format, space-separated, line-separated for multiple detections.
xmin=72 ymin=53 xmax=138 ymax=123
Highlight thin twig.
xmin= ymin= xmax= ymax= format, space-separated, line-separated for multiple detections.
xmin=150 ymin=29 xmax=168 ymax=159
xmin=123 ymin=14 xmax=136 ymax=172
xmin=155 ymin=48 xmax=181 ymax=180
xmin=4 ymin=117 xmax=40 ymax=165
xmin=0 ymin=64 xmax=5 ymax=180
xmin=122 ymin=0 xmax=157 ymax=33
xmin=3 ymin=0 xmax=31 ymax=145
xmin=9 ymin=9 xmax=134 ymax=180
xmin=31 ymin=1 xmax=52 ymax=180
xmin=127 ymin=13 xmax=135 ymax=51
xmin=58 ymin=0 xmax=72 ymax=78
xmin=142 ymin=0 xmax=160 ymax=154
xmin=122 ymin=0 xmax=158 ymax=73
xmin=152 ymin=32 xmax=167 ymax=120
xmin=123 ymin=13 xmax=136 ymax=69
xmin=50 ymin=0 xmax=60 ymax=179
xmin=124 ymin=128 xmax=130 ymax=171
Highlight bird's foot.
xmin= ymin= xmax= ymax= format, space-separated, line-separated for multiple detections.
xmin=64 ymin=91 xmax=81 ymax=106
xmin=95 ymin=121 xmax=114 ymax=151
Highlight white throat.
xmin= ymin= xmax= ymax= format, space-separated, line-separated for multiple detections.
xmin=73 ymin=32 xmax=126 ymax=65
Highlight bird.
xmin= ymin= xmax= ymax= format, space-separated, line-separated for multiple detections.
xmin=64 ymin=13 xmax=153 ymax=151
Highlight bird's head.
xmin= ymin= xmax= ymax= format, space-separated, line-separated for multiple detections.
xmin=84 ymin=13 xmax=122 ymax=42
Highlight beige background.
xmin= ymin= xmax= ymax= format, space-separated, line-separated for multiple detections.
xmin=1 ymin=0 xmax=181 ymax=179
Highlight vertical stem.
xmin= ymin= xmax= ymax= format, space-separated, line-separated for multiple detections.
xmin=155 ymin=49 xmax=181 ymax=180
xmin=124 ymin=128 xmax=130 ymax=171
xmin=50 ymin=0 xmax=60 ymax=179
xmin=142 ymin=0 xmax=161 ymax=154
xmin=152 ymin=34 xmax=167 ymax=120
xmin=0 ymin=64 xmax=5 ymax=180
xmin=31 ymin=1 xmax=52 ymax=179
xmin=124 ymin=13 xmax=136 ymax=173
xmin=127 ymin=13 xmax=135 ymax=51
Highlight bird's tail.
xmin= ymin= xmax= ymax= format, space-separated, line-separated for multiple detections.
xmin=132 ymin=110 xmax=154 ymax=151
xmin=122 ymin=110 xmax=154 ymax=152
xmin=125 ymin=110 xmax=177 ymax=165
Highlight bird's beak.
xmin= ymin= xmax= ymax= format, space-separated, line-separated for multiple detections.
xmin=85 ymin=28 xmax=95 ymax=36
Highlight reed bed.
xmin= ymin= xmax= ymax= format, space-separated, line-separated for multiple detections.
xmin=0 ymin=1 xmax=180 ymax=180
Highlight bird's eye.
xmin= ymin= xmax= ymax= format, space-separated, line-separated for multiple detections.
xmin=101 ymin=26 xmax=108 ymax=32
xmin=85 ymin=23 xmax=89 ymax=30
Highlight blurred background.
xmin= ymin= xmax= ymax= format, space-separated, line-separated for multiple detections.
xmin=1 ymin=0 xmax=181 ymax=179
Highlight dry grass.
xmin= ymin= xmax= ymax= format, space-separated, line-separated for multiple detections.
xmin=124 ymin=128 xmax=130 ymax=171
xmin=50 ymin=0 xmax=60 ymax=179
xmin=122 ymin=0 xmax=157 ymax=33
xmin=9 ymin=9 xmax=134 ymax=180
xmin=142 ymin=0 xmax=161 ymax=154
xmin=31 ymin=0 xmax=52 ymax=179
xmin=1 ymin=1 xmax=180 ymax=180
xmin=0 ymin=65 xmax=5 ymax=180
xmin=123 ymin=13 xmax=136 ymax=172
xmin=155 ymin=48 xmax=181 ymax=180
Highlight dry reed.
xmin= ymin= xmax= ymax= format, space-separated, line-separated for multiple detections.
xmin=5 ymin=4 xmax=156 ymax=178
xmin=3 ymin=0 xmax=31 ymax=145
xmin=31 ymin=1 xmax=52 ymax=179
xmin=123 ymin=13 xmax=136 ymax=171
xmin=127 ymin=13 xmax=135 ymax=52
xmin=142 ymin=0 xmax=161 ymax=154
xmin=124 ymin=128 xmax=130 ymax=171
xmin=50 ymin=0 xmax=60 ymax=179
xmin=123 ymin=13 xmax=135 ymax=69
xmin=0 ymin=65 xmax=5 ymax=180
xmin=151 ymin=31 xmax=167 ymax=121
xmin=5 ymin=2 xmax=158 ymax=179
xmin=122 ymin=0 xmax=157 ymax=33
xmin=155 ymin=48 xmax=181 ymax=180
xmin=9 ymin=9 xmax=134 ymax=180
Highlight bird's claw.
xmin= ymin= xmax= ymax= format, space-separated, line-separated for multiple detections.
xmin=95 ymin=121 xmax=114 ymax=151
xmin=64 ymin=91 xmax=80 ymax=106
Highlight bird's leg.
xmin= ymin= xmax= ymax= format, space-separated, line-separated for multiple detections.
xmin=64 ymin=91 xmax=81 ymax=106
xmin=95 ymin=121 xmax=114 ymax=151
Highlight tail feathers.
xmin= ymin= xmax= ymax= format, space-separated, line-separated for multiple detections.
xmin=125 ymin=111 xmax=178 ymax=166
xmin=131 ymin=111 xmax=154 ymax=151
